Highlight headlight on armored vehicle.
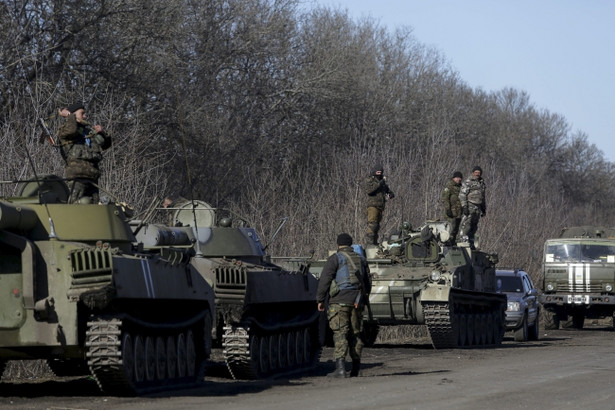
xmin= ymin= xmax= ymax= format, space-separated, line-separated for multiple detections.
xmin=430 ymin=270 xmax=441 ymax=282
xmin=546 ymin=283 xmax=554 ymax=291
xmin=507 ymin=301 xmax=520 ymax=312
xmin=606 ymin=284 xmax=613 ymax=292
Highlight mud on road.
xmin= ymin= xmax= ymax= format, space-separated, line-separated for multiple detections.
xmin=2 ymin=325 xmax=615 ymax=410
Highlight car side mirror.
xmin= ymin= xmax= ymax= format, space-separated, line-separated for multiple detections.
xmin=527 ymin=289 xmax=538 ymax=297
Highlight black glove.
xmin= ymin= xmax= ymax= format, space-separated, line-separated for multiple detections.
xmin=387 ymin=191 xmax=395 ymax=200
xmin=481 ymin=210 xmax=486 ymax=217
xmin=462 ymin=206 xmax=469 ymax=216
xmin=480 ymin=206 xmax=486 ymax=217
xmin=446 ymin=209 xmax=453 ymax=218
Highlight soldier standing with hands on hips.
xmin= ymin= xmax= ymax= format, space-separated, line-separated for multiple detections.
xmin=362 ymin=164 xmax=394 ymax=245
xmin=317 ymin=233 xmax=371 ymax=378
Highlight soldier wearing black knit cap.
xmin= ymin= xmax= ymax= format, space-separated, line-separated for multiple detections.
xmin=317 ymin=233 xmax=371 ymax=378
xmin=362 ymin=164 xmax=394 ymax=245
xmin=57 ymin=102 xmax=112 ymax=204
xmin=441 ymin=171 xmax=463 ymax=244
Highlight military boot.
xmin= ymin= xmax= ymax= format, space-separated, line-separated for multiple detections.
xmin=327 ymin=358 xmax=347 ymax=378
xmin=350 ymin=358 xmax=361 ymax=377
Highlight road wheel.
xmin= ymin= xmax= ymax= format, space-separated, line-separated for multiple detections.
xmin=458 ymin=314 xmax=468 ymax=347
xmin=362 ymin=322 xmax=379 ymax=347
xmin=155 ymin=336 xmax=167 ymax=380
xmin=514 ymin=314 xmax=528 ymax=342
xmin=528 ymin=312 xmax=540 ymax=341
xmin=166 ymin=335 xmax=177 ymax=378
xmin=541 ymin=308 xmax=560 ymax=330
xmin=134 ymin=334 xmax=145 ymax=382
xmin=144 ymin=336 xmax=156 ymax=381
xmin=121 ymin=333 xmax=134 ymax=382
xmin=466 ymin=315 xmax=475 ymax=346
xmin=286 ymin=332 xmax=296 ymax=368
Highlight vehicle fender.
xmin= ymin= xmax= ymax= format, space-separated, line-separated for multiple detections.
xmin=420 ymin=284 xmax=452 ymax=303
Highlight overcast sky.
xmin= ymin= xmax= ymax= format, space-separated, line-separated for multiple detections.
xmin=308 ymin=0 xmax=615 ymax=163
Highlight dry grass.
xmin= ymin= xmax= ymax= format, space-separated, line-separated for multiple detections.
xmin=1 ymin=360 xmax=53 ymax=381
xmin=375 ymin=325 xmax=431 ymax=345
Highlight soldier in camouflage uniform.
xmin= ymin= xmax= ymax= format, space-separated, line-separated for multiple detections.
xmin=441 ymin=171 xmax=463 ymax=245
xmin=362 ymin=164 xmax=394 ymax=245
xmin=57 ymin=102 xmax=112 ymax=204
xmin=317 ymin=233 xmax=371 ymax=378
xmin=458 ymin=166 xmax=486 ymax=249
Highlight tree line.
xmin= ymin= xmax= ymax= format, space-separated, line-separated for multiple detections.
xmin=1 ymin=0 xmax=614 ymax=280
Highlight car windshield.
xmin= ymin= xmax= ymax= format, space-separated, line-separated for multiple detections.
xmin=545 ymin=242 xmax=615 ymax=263
xmin=497 ymin=276 xmax=523 ymax=293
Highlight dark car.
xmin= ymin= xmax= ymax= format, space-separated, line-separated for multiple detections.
xmin=496 ymin=269 xmax=540 ymax=342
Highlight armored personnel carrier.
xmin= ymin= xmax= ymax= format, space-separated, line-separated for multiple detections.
xmin=311 ymin=221 xmax=506 ymax=348
xmin=0 ymin=175 xmax=214 ymax=395
xmin=540 ymin=226 xmax=615 ymax=329
xmin=135 ymin=200 xmax=320 ymax=379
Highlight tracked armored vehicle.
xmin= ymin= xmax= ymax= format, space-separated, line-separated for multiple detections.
xmin=135 ymin=200 xmax=320 ymax=379
xmin=312 ymin=221 xmax=506 ymax=348
xmin=540 ymin=226 xmax=615 ymax=329
xmin=0 ymin=176 xmax=215 ymax=395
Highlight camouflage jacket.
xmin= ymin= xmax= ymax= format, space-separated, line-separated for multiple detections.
xmin=441 ymin=178 xmax=462 ymax=218
xmin=459 ymin=176 xmax=486 ymax=211
xmin=363 ymin=175 xmax=391 ymax=209
xmin=58 ymin=114 xmax=112 ymax=180
xmin=317 ymin=246 xmax=371 ymax=305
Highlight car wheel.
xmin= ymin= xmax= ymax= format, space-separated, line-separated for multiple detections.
xmin=528 ymin=311 xmax=540 ymax=341
xmin=514 ymin=313 xmax=528 ymax=342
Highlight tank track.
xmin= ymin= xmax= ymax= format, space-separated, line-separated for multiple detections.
xmin=424 ymin=296 xmax=506 ymax=349
xmin=86 ymin=314 xmax=209 ymax=395
xmin=222 ymin=322 xmax=321 ymax=380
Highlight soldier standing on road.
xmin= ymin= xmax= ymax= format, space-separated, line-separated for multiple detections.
xmin=362 ymin=164 xmax=394 ymax=245
xmin=441 ymin=171 xmax=463 ymax=245
xmin=458 ymin=166 xmax=486 ymax=249
xmin=57 ymin=102 xmax=111 ymax=204
xmin=317 ymin=233 xmax=371 ymax=378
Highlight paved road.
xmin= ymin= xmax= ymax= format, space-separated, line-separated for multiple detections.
xmin=2 ymin=326 xmax=615 ymax=409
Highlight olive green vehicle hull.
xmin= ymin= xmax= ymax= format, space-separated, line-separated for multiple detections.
xmin=0 ymin=189 xmax=214 ymax=395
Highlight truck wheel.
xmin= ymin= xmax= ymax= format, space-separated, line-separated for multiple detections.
xmin=514 ymin=314 xmax=528 ymax=342
xmin=572 ymin=312 xmax=585 ymax=329
xmin=541 ymin=308 xmax=560 ymax=330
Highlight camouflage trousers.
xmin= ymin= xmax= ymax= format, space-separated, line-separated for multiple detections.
xmin=458 ymin=203 xmax=482 ymax=246
xmin=327 ymin=303 xmax=364 ymax=360
xmin=366 ymin=206 xmax=383 ymax=245
xmin=68 ymin=178 xmax=100 ymax=204
xmin=445 ymin=216 xmax=461 ymax=244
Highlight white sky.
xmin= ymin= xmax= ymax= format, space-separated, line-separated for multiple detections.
xmin=308 ymin=0 xmax=615 ymax=162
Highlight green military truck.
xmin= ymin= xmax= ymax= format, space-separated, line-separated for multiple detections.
xmin=540 ymin=226 xmax=615 ymax=329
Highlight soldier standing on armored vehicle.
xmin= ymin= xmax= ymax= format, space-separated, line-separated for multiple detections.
xmin=57 ymin=102 xmax=111 ymax=204
xmin=362 ymin=164 xmax=394 ymax=245
xmin=441 ymin=171 xmax=463 ymax=245
xmin=317 ymin=233 xmax=371 ymax=378
xmin=458 ymin=166 xmax=486 ymax=249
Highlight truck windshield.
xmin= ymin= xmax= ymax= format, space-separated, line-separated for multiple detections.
xmin=545 ymin=243 xmax=615 ymax=263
